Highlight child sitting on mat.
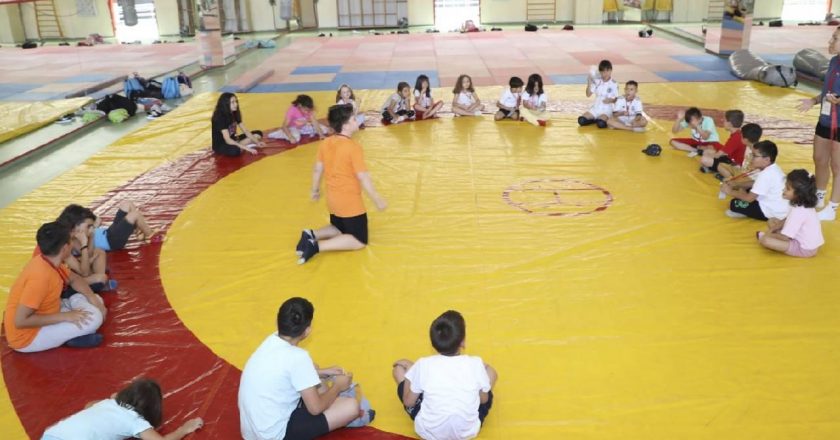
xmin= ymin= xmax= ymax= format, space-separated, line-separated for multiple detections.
xmin=43 ymin=378 xmax=203 ymax=440
xmin=699 ymin=110 xmax=746 ymax=174
xmin=757 ymin=169 xmax=824 ymax=258
xmin=452 ymin=74 xmax=484 ymax=117
xmin=495 ymin=76 xmax=523 ymax=121
xmin=296 ymin=104 xmax=387 ymax=264
xmin=414 ymin=74 xmax=445 ymax=120
xmin=669 ymin=107 xmax=722 ymax=157
xmin=336 ymin=83 xmax=367 ymax=128
xmin=381 ymin=82 xmax=415 ymax=124
xmin=56 ymin=204 xmax=114 ymax=291
xmin=392 ymin=310 xmax=497 ymax=440
xmin=578 ymin=59 xmax=618 ymax=129
xmin=520 ymin=73 xmax=549 ymax=127
xmin=721 ymin=140 xmax=789 ymax=221
xmin=211 ymin=92 xmax=264 ymax=157
xmin=268 ymin=94 xmax=330 ymax=143
xmin=716 ymin=123 xmax=763 ymax=184
xmin=607 ymin=80 xmax=647 ymax=132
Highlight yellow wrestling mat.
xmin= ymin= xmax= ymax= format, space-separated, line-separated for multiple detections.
xmin=2 ymin=83 xmax=840 ymax=438
xmin=0 ymin=98 xmax=93 ymax=144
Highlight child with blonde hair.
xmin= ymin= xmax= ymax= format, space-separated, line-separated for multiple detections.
xmin=452 ymin=74 xmax=483 ymax=117
xmin=413 ymin=75 xmax=444 ymax=120
xmin=336 ymin=84 xmax=366 ymax=127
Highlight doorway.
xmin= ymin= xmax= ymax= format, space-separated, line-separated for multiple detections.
xmin=781 ymin=0 xmax=830 ymax=21
xmin=112 ymin=0 xmax=160 ymax=43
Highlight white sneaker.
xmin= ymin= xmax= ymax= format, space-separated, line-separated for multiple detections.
xmin=474 ymin=110 xmax=482 ymax=116
xmin=818 ymin=205 xmax=837 ymax=222
xmin=686 ymin=150 xmax=699 ymax=158
xmin=817 ymin=191 xmax=827 ymax=209
xmin=633 ymin=127 xmax=646 ymax=133
xmin=725 ymin=209 xmax=747 ymax=218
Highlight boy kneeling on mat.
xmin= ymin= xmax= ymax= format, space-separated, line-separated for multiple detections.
xmin=296 ymin=104 xmax=387 ymax=264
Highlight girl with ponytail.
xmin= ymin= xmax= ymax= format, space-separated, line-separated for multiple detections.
xmin=757 ymin=169 xmax=825 ymax=257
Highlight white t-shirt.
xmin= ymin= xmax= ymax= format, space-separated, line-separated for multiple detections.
xmin=415 ymin=89 xmax=433 ymax=108
xmin=337 ymin=98 xmax=359 ymax=113
xmin=42 ymin=399 xmax=152 ymax=440
xmin=456 ymin=91 xmax=476 ymax=107
xmin=239 ymin=334 xmax=321 ymax=440
xmin=589 ymin=78 xmax=618 ymax=101
xmin=381 ymin=93 xmax=408 ymax=113
xmin=751 ymin=163 xmax=790 ymax=219
xmin=405 ymin=354 xmax=491 ymax=440
xmin=613 ymin=95 xmax=643 ymax=116
xmin=498 ymin=89 xmax=520 ymax=108
xmin=521 ymin=90 xmax=548 ymax=109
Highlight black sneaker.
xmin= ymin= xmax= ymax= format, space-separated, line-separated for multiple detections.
xmin=65 ymin=333 xmax=103 ymax=348
xmin=699 ymin=166 xmax=712 ymax=173
xmin=298 ymin=239 xmax=319 ymax=265
xmin=714 ymin=173 xmax=725 ymax=182
xmin=295 ymin=229 xmax=314 ymax=256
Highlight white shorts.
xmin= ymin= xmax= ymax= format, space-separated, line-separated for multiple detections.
xmin=588 ymin=104 xmax=613 ymax=119
xmin=16 ymin=293 xmax=104 ymax=353
xmin=618 ymin=115 xmax=638 ymax=126
xmin=268 ymin=124 xmax=317 ymax=142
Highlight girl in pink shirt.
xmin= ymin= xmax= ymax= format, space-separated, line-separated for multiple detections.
xmin=758 ymin=169 xmax=824 ymax=257
xmin=268 ymin=95 xmax=330 ymax=143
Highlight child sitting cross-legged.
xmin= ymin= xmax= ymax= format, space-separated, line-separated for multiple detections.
xmin=757 ymin=169 xmax=824 ymax=258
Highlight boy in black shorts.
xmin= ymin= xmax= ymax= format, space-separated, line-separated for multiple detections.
xmin=61 ymin=201 xmax=158 ymax=253
xmin=296 ymin=104 xmax=387 ymax=264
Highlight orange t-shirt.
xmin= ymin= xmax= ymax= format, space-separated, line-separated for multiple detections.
xmin=317 ymin=135 xmax=368 ymax=217
xmin=3 ymin=256 xmax=68 ymax=349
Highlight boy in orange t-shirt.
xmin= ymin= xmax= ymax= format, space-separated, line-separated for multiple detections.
xmin=296 ymin=104 xmax=387 ymax=264
xmin=4 ymin=221 xmax=106 ymax=352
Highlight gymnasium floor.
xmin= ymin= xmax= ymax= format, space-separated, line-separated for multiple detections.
xmin=1 ymin=28 xmax=839 ymax=440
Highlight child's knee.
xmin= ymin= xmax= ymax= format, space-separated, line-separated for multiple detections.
xmin=117 ymin=201 xmax=135 ymax=212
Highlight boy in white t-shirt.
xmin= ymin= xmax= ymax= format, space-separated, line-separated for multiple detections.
xmin=392 ymin=310 xmax=498 ymax=440
xmin=607 ymin=80 xmax=647 ymax=132
xmin=722 ymin=140 xmax=790 ymax=221
xmin=578 ymin=59 xmax=618 ymax=129
xmin=239 ymin=297 xmax=362 ymax=440
xmin=495 ymin=76 xmax=523 ymax=121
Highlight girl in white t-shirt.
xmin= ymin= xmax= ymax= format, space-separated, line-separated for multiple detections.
xmin=381 ymin=81 xmax=415 ymax=124
xmin=42 ymin=379 xmax=203 ymax=440
xmin=758 ymin=169 xmax=825 ymax=257
xmin=520 ymin=73 xmax=549 ymax=127
xmin=413 ymin=74 xmax=444 ymax=120
xmin=335 ymin=84 xmax=366 ymax=128
xmin=452 ymin=74 xmax=484 ymax=117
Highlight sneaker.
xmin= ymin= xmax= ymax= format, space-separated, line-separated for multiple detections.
xmin=817 ymin=205 xmax=837 ymax=222
xmin=725 ymin=209 xmax=747 ymax=218
xmin=56 ymin=114 xmax=74 ymax=124
xmin=65 ymin=333 xmax=103 ymax=348
xmin=817 ymin=191 xmax=827 ymax=209
xmin=686 ymin=150 xmax=699 ymax=158
xmin=106 ymin=279 xmax=118 ymax=291
xmin=297 ymin=239 xmax=319 ymax=264
xmin=699 ymin=166 xmax=712 ymax=174
xmin=714 ymin=173 xmax=725 ymax=182
xmin=632 ymin=127 xmax=645 ymax=133
xmin=595 ymin=119 xmax=608 ymax=129
xmin=146 ymin=110 xmax=162 ymax=120
xmin=295 ymin=229 xmax=314 ymax=256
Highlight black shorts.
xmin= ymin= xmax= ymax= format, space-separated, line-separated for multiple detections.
xmin=497 ymin=108 xmax=516 ymax=118
xmin=729 ymin=198 xmax=768 ymax=221
xmin=106 ymin=209 xmax=135 ymax=250
xmin=330 ymin=213 xmax=368 ymax=244
xmin=212 ymin=131 xmax=263 ymax=157
xmin=397 ymin=380 xmax=493 ymax=424
xmin=283 ymin=399 xmax=329 ymax=440
xmin=382 ymin=109 xmax=415 ymax=122
xmin=815 ymin=123 xmax=840 ymax=142
xmin=711 ymin=155 xmax=734 ymax=172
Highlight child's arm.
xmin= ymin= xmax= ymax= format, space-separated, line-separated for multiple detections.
xmin=401 ymin=378 xmax=422 ymax=408
xmin=671 ymin=111 xmax=685 ymax=134
xmin=473 ymin=92 xmax=481 ymax=106
xmin=300 ymin=374 xmax=353 ymax=415
xmin=15 ymin=303 xmax=91 ymax=329
xmin=357 ymin=172 xmax=387 ymax=210
xmin=386 ymin=99 xmax=400 ymax=119
xmin=311 ymin=161 xmax=324 ymax=201
xmin=238 ymin=123 xmax=265 ymax=147
xmin=767 ymin=217 xmax=784 ymax=233
xmin=452 ymin=93 xmax=464 ymax=111
xmin=480 ymin=363 xmax=498 ymax=404
xmin=68 ymin=271 xmax=107 ymax=318
xmin=221 ymin=129 xmax=256 ymax=155
xmin=138 ymin=418 xmax=203 ymax=440
xmin=585 ymin=77 xmax=593 ymax=98
xmin=722 ymin=183 xmax=758 ymax=203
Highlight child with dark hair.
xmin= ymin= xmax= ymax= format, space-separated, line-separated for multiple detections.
xmin=758 ymin=169 xmax=824 ymax=257
xmin=392 ymin=310 xmax=497 ymax=440
xmin=607 ymin=80 xmax=647 ymax=132
xmin=381 ymin=81 xmax=416 ymax=124
xmin=42 ymin=378 xmax=203 ymax=439
xmin=670 ymin=107 xmax=723 ymax=157
xmin=722 ymin=140 xmax=790 ymax=221
xmin=717 ymin=122 xmax=763 ymax=183
xmin=55 ymin=204 xmax=112 ymax=291
xmin=452 ymin=74 xmax=484 ymax=117
xmin=268 ymin=94 xmax=330 ymax=143
xmin=414 ymin=75 xmax=444 ymax=120
xmin=3 ymin=221 xmax=106 ymax=352
xmin=495 ymin=76 xmax=523 ymax=121
xmin=296 ymin=104 xmax=387 ymax=264
xmin=60 ymin=201 xmax=158 ymax=253
xmin=211 ymin=92 xmax=264 ymax=157
xmin=520 ymin=73 xmax=549 ymax=126
xmin=700 ymin=110 xmax=746 ymax=173
xmin=239 ymin=297 xmax=363 ymax=440
xmin=579 ymin=59 xmax=618 ymax=128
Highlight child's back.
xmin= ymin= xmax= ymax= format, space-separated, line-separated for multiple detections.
xmin=405 ymin=353 xmax=490 ymax=440
xmin=43 ymin=399 xmax=152 ymax=438
xmin=318 ymin=135 xmax=366 ymax=216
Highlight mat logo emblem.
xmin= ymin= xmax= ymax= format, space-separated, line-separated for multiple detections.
xmin=502 ymin=178 xmax=613 ymax=217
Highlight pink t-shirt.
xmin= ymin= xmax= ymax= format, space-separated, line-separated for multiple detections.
xmin=285 ymin=105 xmax=310 ymax=128
xmin=781 ymin=206 xmax=824 ymax=250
